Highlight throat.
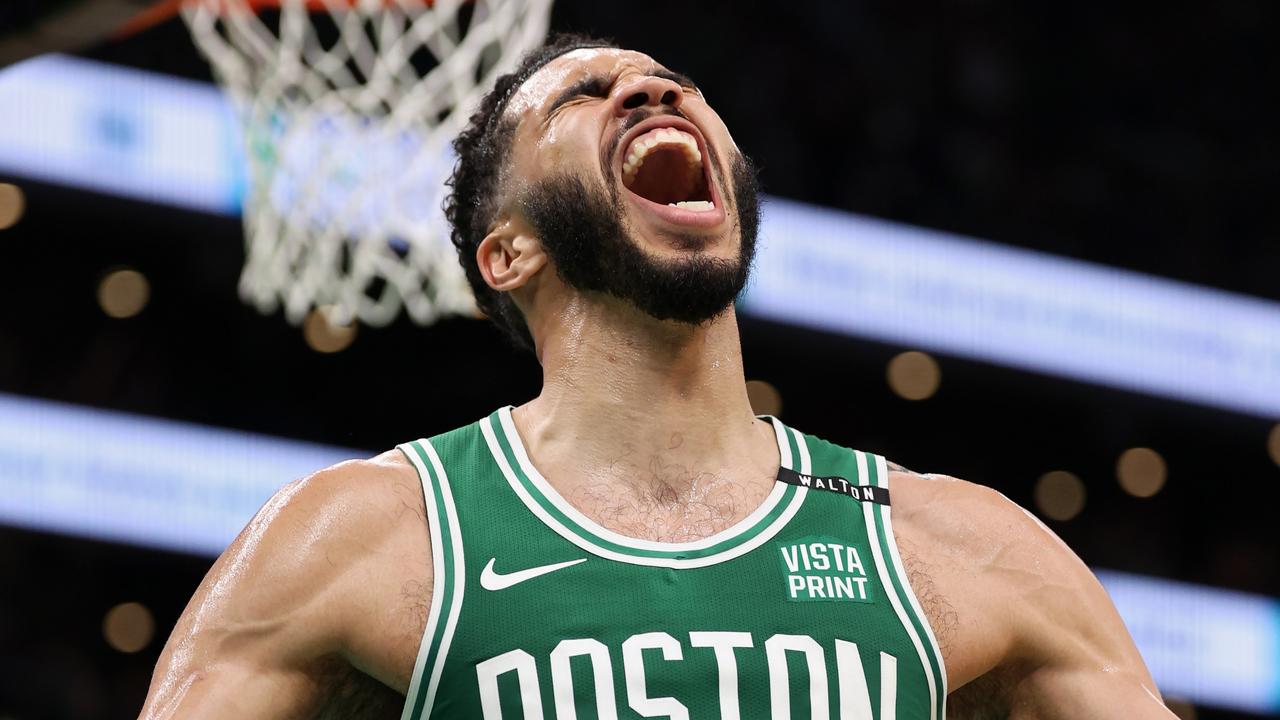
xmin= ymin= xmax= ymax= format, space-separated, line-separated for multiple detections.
xmin=560 ymin=453 xmax=779 ymax=543
xmin=510 ymin=401 xmax=783 ymax=544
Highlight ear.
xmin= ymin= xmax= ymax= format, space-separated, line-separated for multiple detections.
xmin=476 ymin=216 xmax=547 ymax=292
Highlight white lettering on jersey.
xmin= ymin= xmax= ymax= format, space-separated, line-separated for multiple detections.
xmin=781 ymin=546 xmax=803 ymax=573
xmin=622 ymin=632 xmax=690 ymax=720
xmin=765 ymin=634 xmax=829 ymax=720
xmin=836 ymin=639 xmax=874 ymax=720
xmin=476 ymin=648 xmax=543 ymax=719
xmin=689 ymin=631 xmax=754 ymax=720
xmin=550 ymin=638 xmax=618 ymax=720
xmin=474 ymin=633 xmax=900 ymax=718
xmin=833 ymin=640 xmax=898 ymax=720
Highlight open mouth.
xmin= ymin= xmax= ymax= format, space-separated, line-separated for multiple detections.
xmin=620 ymin=125 xmax=717 ymax=214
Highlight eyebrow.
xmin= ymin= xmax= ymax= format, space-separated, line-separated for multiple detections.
xmin=544 ymin=67 xmax=701 ymax=117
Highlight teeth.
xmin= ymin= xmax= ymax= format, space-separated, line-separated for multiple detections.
xmin=622 ymin=127 xmax=703 ymax=184
xmin=668 ymin=200 xmax=716 ymax=212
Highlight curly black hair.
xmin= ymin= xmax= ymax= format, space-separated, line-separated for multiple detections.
xmin=444 ymin=33 xmax=618 ymax=352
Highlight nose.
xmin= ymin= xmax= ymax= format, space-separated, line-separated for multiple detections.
xmin=612 ymin=74 xmax=684 ymax=117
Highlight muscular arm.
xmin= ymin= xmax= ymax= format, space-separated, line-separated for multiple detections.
xmin=138 ymin=452 xmax=429 ymax=719
xmin=889 ymin=470 xmax=1175 ymax=719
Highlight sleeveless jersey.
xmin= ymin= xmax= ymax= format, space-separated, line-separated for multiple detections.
xmin=397 ymin=407 xmax=947 ymax=719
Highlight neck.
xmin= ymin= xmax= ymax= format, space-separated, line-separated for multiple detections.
xmin=513 ymin=293 xmax=778 ymax=508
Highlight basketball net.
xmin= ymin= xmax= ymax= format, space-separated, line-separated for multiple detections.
xmin=181 ymin=0 xmax=553 ymax=327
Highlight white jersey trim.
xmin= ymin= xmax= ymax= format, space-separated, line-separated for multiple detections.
xmin=481 ymin=411 xmax=809 ymax=569
xmin=397 ymin=439 xmax=466 ymax=720
xmin=874 ymin=453 xmax=949 ymax=717
xmin=858 ymin=450 xmax=940 ymax=720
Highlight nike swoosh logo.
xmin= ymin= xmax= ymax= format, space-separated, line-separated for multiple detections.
xmin=479 ymin=557 xmax=587 ymax=591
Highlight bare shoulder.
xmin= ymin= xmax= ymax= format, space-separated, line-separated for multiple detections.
xmin=283 ymin=450 xmax=433 ymax=689
xmin=140 ymin=450 xmax=431 ymax=718
xmin=885 ymin=464 xmax=1050 ymax=570
xmin=221 ymin=448 xmax=429 ymax=630
xmin=884 ymin=463 xmax=1169 ymax=717
xmin=281 ymin=449 xmax=428 ymax=544
xmin=180 ymin=447 xmax=428 ymax=643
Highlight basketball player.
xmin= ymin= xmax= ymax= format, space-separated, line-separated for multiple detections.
xmin=140 ymin=35 xmax=1175 ymax=719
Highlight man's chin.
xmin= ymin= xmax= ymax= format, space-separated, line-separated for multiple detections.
xmin=610 ymin=292 xmax=738 ymax=327
xmin=624 ymin=219 xmax=739 ymax=259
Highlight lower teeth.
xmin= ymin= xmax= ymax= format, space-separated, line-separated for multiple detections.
xmin=668 ymin=200 xmax=715 ymax=212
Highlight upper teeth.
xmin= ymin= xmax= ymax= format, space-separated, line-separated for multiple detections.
xmin=622 ymin=127 xmax=703 ymax=184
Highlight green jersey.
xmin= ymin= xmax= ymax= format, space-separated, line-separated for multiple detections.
xmin=397 ymin=407 xmax=947 ymax=719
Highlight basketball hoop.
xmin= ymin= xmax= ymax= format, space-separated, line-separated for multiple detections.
xmin=179 ymin=0 xmax=553 ymax=326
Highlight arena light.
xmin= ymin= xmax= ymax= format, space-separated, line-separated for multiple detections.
xmin=0 ymin=391 xmax=357 ymax=555
xmin=1096 ymin=570 xmax=1280 ymax=715
xmin=744 ymin=198 xmax=1280 ymax=420
xmin=0 ymin=54 xmax=242 ymax=214
xmin=2 ymin=56 xmax=1279 ymax=419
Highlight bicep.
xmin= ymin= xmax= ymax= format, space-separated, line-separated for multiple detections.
xmin=999 ymin=507 xmax=1174 ymax=718
xmin=1006 ymin=666 xmax=1172 ymax=719
xmin=893 ymin=473 xmax=1177 ymax=718
xmin=139 ymin=655 xmax=322 ymax=720
xmin=140 ymin=476 xmax=345 ymax=717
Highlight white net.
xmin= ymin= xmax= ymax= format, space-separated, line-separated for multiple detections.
xmin=181 ymin=0 xmax=553 ymax=326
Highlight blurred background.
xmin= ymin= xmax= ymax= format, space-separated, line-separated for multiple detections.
xmin=0 ymin=1 xmax=1277 ymax=718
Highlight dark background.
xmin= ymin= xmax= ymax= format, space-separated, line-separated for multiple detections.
xmin=1 ymin=1 xmax=1277 ymax=718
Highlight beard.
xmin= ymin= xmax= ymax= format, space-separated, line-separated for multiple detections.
xmin=519 ymin=149 xmax=761 ymax=325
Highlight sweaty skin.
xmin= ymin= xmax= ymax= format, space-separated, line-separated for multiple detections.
xmin=139 ymin=48 xmax=1175 ymax=719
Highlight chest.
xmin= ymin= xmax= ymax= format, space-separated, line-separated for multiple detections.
xmin=431 ymin=476 xmax=945 ymax=717
xmin=379 ymin=428 xmax=990 ymax=717
xmin=377 ymin=496 xmax=981 ymax=707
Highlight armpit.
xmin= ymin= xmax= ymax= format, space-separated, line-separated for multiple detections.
xmin=895 ymin=531 xmax=959 ymax=663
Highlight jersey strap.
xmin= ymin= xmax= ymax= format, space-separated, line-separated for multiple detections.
xmin=396 ymin=439 xmax=466 ymax=720
xmin=860 ymin=450 xmax=948 ymax=718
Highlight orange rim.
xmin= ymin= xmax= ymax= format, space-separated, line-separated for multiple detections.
xmin=113 ymin=0 xmax=435 ymax=39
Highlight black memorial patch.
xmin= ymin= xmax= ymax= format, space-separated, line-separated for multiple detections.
xmin=777 ymin=467 xmax=890 ymax=505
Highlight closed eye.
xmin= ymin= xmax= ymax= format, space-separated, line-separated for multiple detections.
xmin=547 ymin=75 xmax=612 ymax=118
xmin=577 ymin=77 xmax=611 ymax=98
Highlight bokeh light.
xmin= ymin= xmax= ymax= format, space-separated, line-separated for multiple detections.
xmin=1117 ymin=447 xmax=1167 ymax=498
xmin=304 ymin=305 xmax=358 ymax=353
xmin=887 ymin=351 xmax=941 ymax=401
xmin=0 ymin=183 xmax=24 ymax=230
xmin=102 ymin=602 xmax=155 ymax=654
xmin=97 ymin=268 xmax=150 ymax=319
xmin=745 ymin=379 xmax=783 ymax=417
xmin=1034 ymin=470 xmax=1086 ymax=521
